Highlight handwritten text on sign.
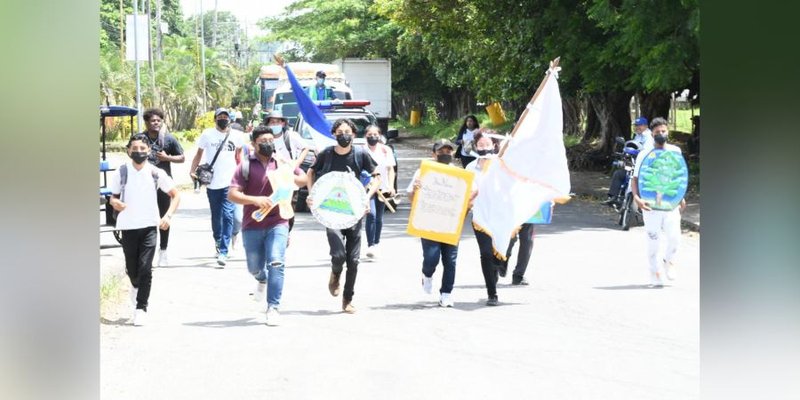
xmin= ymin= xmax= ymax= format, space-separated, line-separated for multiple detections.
xmin=407 ymin=160 xmax=474 ymax=245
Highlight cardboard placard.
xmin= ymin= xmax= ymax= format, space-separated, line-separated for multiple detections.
xmin=407 ymin=160 xmax=475 ymax=245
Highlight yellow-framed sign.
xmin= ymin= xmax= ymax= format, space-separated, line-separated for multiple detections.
xmin=406 ymin=160 xmax=475 ymax=245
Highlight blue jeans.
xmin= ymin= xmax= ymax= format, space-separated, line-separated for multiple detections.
xmin=421 ymin=238 xmax=458 ymax=294
xmin=206 ymin=187 xmax=235 ymax=256
xmin=365 ymin=195 xmax=386 ymax=247
xmin=242 ymin=225 xmax=289 ymax=307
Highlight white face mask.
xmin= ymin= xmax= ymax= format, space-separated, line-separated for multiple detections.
xmin=317 ymin=78 xmax=324 ymax=85
xmin=269 ymin=125 xmax=284 ymax=135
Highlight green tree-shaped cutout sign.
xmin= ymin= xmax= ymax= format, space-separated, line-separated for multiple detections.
xmin=639 ymin=151 xmax=687 ymax=208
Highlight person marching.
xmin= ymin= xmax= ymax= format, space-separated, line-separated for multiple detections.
xmin=631 ymin=117 xmax=686 ymax=287
xmin=140 ymin=108 xmax=185 ymax=267
xmin=363 ymin=124 xmax=396 ymax=259
xmin=407 ymin=139 xmax=460 ymax=307
xmin=454 ymin=115 xmax=480 ymax=168
xmin=228 ymin=125 xmax=307 ymax=326
xmin=465 ymin=131 xmax=504 ymax=306
xmin=109 ymin=134 xmax=181 ymax=326
xmin=306 ymin=119 xmax=380 ymax=313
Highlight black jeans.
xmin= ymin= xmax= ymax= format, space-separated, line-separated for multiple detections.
xmin=121 ymin=227 xmax=157 ymax=310
xmin=157 ymin=189 xmax=170 ymax=250
xmin=608 ymin=169 xmax=627 ymax=198
xmin=326 ymin=218 xmax=363 ymax=301
xmin=503 ymin=223 xmax=535 ymax=279
xmin=473 ymin=225 xmax=500 ymax=298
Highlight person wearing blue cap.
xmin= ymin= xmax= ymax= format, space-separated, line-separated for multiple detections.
xmin=603 ymin=116 xmax=653 ymax=206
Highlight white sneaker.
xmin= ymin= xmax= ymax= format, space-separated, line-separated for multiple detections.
xmin=216 ymin=253 xmax=227 ymax=268
xmin=649 ymin=271 xmax=664 ymax=287
xmin=422 ymin=276 xmax=433 ymax=294
xmin=132 ymin=309 xmax=148 ymax=326
xmin=265 ymin=306 xmax=281 ymax=326
xmin=365 ymin=246 xmax=375 ymax=258
xmin=370 ymin=245 xmax=380 ymax=259
xmin=664 ymin=260 xmax=676 ymax=280
xmin=252 ymin=281 xmax=266 ymax=302
xmin=157 ymin=249 xmax=168 ymax=267
xmin=129 ymin=287 xmax=139 ymax=314
xmin=439 ymin=292 xmax=454 ymax=307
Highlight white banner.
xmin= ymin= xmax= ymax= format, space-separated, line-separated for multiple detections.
xmin=125 ymin=15 xmax=150 ymax=62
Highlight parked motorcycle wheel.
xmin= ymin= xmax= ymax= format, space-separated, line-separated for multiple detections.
xmin=620 ymin=193 xmax=634 ymax=231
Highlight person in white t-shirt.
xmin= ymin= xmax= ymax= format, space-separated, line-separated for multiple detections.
xmin=109 ymin=134 xmax=181 ymax=326
xmin=604 ymin=116 xmax=654 ymax=206
xmin=631 ymin=117 xmax=687 ymax=287
xmin=454 ymin=115 xmax=480 ymax=168
xmin=363 ymin=125 xmax=396 ymax=259
xmin=189 ymin=108 xmax=245 ymax=267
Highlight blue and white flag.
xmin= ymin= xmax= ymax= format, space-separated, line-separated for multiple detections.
xmin=284 ymin=65 xmax=336 ymax=150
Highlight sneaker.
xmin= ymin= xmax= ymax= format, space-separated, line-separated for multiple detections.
xmin=157 ymin=249 xmax=168 ymax=267
xmin=370 ymin=245 xmax=380 ymax=259
xmin=511 ymin=276 xmax=529 ymax=285
xmin=132 ymin=309 xmax=148 ymax=326
xmin=498 ymin=263 xmax=508 ymax=278
xmin=129 ymin=287 xmax=139 ymax=315
xmin=664 ymin=260 xmax=676 ymax=281
xmin=365 ymin=246 xmax=375 ymax=258
xmin=328 ymin=272 xmax=341 ymax=297
xmin=421 ymin=276 xmax=433 ymax=294
xmin=601 ymin=196 xmax=616 ymax=206
xmin=486 ymin=296 xmax=499 ymax=306
xmin=265 ymin=306 xmax=281 ymax=326
xmin=342 ymin=299 xmax=356 ymax=314
xmin=216 ymin=253 xmax=228 ymax=267
xmin=439 ymin=292 xmax=454 ymax=307
xmin=649 ymin=271 xmax=664 ymax=287
xmin=252 ymin=281 xmax=267 ymax=302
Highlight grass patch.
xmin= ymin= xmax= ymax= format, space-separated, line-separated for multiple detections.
xmin=100 ymin=274 xmax=125 ymax=314
xmin=674 ymin=107 xmax=699 ymax=134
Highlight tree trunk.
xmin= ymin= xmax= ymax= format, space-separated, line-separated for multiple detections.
xmin=583 ymin=101 xmax=600 ymax=143
xmin=562 ymin=95 xmax=582 ymax=136
xmin=568 ymin=90 xmax=633 ymax=170
xmin=639 ymin=91 xmax=671 ymax=122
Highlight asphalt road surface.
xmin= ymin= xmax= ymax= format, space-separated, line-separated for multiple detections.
xmin=100 ymin=136 xmax=699 ymax=399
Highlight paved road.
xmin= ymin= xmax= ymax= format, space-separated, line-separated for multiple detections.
xmin=100 ymin=136 xmax=699 ymax=399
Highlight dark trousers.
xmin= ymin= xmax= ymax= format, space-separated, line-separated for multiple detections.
xmin=326 ymin=218 xmax=363 ymax=301
xmin=459 ymin=155 xmax=476 ymax=168
xmin=608 ymin=169 xmax=627 ymax=198
xmin=421 ymin=238 xmax=458 ymax=294
xmin=121 ymin=227 xmax=157 ymax=310
xmin=503 ymin=223 xmax=535 ymax=279
xmin=473 ymin=226 xmax=500 ymax=298
xmin=156 ymin=189 xmax=170 ymax=250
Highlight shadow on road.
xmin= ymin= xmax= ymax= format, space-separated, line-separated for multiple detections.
xmin=183 ymin=318 xmax=262 ymax=328
xmin=371 ymin=300 xmax=525 ymax=312
xmin=100 ymin=317 xmax=129 ymax=326
xmin=280 ymin=309 xmax=343 ymax=316
xmin=593 ymin=284 xmax=670 ymax=290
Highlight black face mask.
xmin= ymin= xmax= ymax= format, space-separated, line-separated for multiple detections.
xmin=216 ymin=119 xmax=229 ymax=129
xmin=653 ymin=133 xmax=667 ymax=145
xmin=130 ymin=151 xmax=148 ymax=164
xmin=436 ymin=154 xmax=453 ymax=164
xmin=366 ymin=137 xmax=380 ymax=146
xmin=336 ymin=134 xmax=353 ymax=147
xmin=476 ymin=149 xmax=492 ymax=156
xmin=258 ymin=143 xmax=274 ymax=158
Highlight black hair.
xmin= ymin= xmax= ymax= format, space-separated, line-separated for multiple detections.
xmin=650 ymin=117 xmax=669 ymax=130
xmin=331 ymin=118 xmax=357 ymax=135
xmin=143 ymin=108 xmax=165 ymax=122
xmin=473 ymin=130 xmax=499 ymax=151
xmin=251 ymin=125 xmax=274 ymax=142
xmin=127 ymin=133 xmax=150 ymax=148
xmin=364 ymin=124 xmax=381 ymax=135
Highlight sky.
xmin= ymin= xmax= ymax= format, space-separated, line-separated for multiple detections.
xmin=179 ymin=0 xmax=297 ymax=39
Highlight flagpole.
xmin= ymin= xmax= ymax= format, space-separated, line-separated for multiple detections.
xmin=499 ymin=57 xmax=560 ymax=157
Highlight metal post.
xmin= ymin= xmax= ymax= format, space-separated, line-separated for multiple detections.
xmin=133 ymin=0 xmax=143 ymax=130
xmin=199 ymin=0 xmax=208 ymax=112
xmin=147 ymin=0 xmax=157 ymax=106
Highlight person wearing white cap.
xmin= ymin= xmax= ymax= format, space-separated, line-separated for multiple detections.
xmin=189 ymin=108 xmax=246 ymax=266
xmin=603 ymin=116 xmax=653 ymax=206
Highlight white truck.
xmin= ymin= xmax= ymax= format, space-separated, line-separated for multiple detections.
xmin=332 ymin=58 xmax=392 ymax=134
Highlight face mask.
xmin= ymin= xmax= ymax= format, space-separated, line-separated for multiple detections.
xmin=336 ymin=134 xmax=352 ymax=147
xmin=269 ymin=125 xmax=283 ymax=136
xmin=653 ymin=133 xmax=667 ymax=145
xmin=258 ymin=142 xmax=274 ymax=158
xmin=436 ymin=154 xmax=453 ymax=164
xmin=366 ymin=137 xmax=380 ymax=146
xmin=317 ymin=78 xmax=325 ymax=85
xmin=476 ymin=149 xmax=492 ymax=156
xmin=130 ymin=151 xmax=148 ymax=164
xmin=216 ymin=119 xmax=229 ymax=129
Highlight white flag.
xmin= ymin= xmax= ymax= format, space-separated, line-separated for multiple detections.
xmin=471 ymin=65 xmax=571 ymax=257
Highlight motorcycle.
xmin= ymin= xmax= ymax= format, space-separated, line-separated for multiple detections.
xmin=609 ymin=137 xmax=643 ymax=230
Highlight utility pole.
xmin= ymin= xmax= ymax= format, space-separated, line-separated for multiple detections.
xmin=211 ymin=0 xmax=218 ymax=48
xmin=133 ymin=0 xmax=143 ymax=130
xmin=146 ymin=0 xmax=157 ymax=106
xmin=156 ymin=0 xmax=163 ymax=60
xmin=199 ymin=0 xmax=208 ymax=112
xmin=119 ymin=0 xmax=124 ymax=63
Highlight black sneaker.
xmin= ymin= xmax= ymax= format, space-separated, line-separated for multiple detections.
xmin=486 ymin=296 xmax=499 ymax=306
xmin=511 ymin=276 xmax=529 ymax=286
xmin=601 ymin=197 xmax=616 ymax=206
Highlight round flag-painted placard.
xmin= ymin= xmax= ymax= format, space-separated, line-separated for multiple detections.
xmin=636 ymin=148 xmax=689 ymax=211
xmin=310 ymin=171 xmax=368 ymax=229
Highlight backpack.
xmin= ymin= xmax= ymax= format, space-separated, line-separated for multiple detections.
xmin=318 ymin=145 xmax=365 ymax=177
xmin=114 ymin=163 xmax=160 ymax=219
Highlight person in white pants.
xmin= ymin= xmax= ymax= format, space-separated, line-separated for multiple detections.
xmin=631 ymin=117 xmax=687 ymax=287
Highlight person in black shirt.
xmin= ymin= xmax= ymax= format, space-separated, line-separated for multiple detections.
xmin=306 ymin=119 xmax=380 ymax=313
xmin=141 ymin=108 xmax=185 ymax=267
